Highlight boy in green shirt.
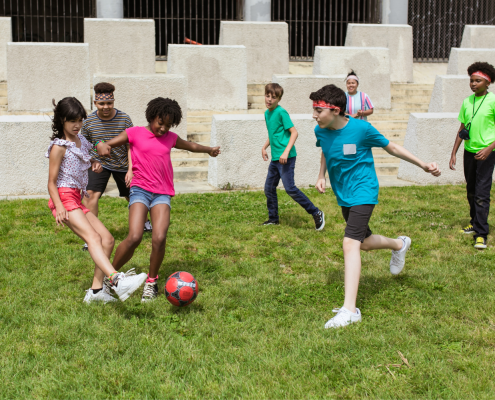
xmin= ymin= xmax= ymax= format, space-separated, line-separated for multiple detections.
xmin=261 ymin=83 xmax=324 ymax=230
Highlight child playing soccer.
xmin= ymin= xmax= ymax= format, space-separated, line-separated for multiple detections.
xmin=47 ymin=97 xmax=147 ymax=303
xmin=310 ymin=85 xmax=441 ymax=328
xmin=449 ymin=62 xmax=495 ymax=249
xmin=262 ymin=83 xmax=325 ymax=230
xmin=96 ymin=97 xmax=221 ymax=302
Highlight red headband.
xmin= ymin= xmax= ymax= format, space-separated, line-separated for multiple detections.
xmin=313 ymin=100 xmax=340 ymax=110
xmin=471 ymin=71 xmax=492 ymax=83
xmin=94 ymin=92 xmax=115 ymax=101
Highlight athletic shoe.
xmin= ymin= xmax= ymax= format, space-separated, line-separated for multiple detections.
xmin=262 ymin=219 xmax=279 ymax=226
xmin=325 ymin=307 xmax=362 ymax=329
xmin=144 ymin=220 xmax=153 ymax=232
xmin=390 ymin=236 xmax=411 ymax=275
xmin=103 ymin=276 xmax=113 ymax=295
xmin=111 ymin=268 xmax=148 ymax=301
xmin=460 ymin=224 xmax=475 ymax=234
xmin=82 ymin=243 xmax=89 ymax=251
xmin=141 ymin=281 xmax=159 ymax=302
xmin=83 ymin=288 xmax=117 ymax=304
xmin=313 ymin=210 xmax=325 ymax=231
xmin=474 ymin=237 xmax=487 ymax=249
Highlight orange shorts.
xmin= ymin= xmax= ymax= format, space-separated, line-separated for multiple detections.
xmin=48 ymin=187 xmax=90 ymax=218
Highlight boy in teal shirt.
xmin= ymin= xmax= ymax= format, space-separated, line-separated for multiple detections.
xmin=261 ymin=83 xmax=325 ymax=230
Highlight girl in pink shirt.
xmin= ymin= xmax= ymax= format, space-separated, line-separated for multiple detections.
xmin=97 ymin=97 xmax=221 ymax=302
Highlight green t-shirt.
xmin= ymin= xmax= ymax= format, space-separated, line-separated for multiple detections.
xmin=458 ymin=92 xmax=495 ymax=153
xmin=264 ymin=105 xmax=297 ymax=161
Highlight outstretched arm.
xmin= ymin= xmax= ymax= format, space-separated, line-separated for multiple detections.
xmin=175 ymin=137 xmax=221 ymax=157
xmin=96 ymin=130 xmax=129 ymax=157
xmin=384 ymin=141 xmax=441 ymax=176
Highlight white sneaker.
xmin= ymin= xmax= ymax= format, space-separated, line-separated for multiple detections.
xmin=83 ymin=288 xmax=117 ymax=303
xmin=111 ymin=268 xmax=147 ymax=301
xmin=390 ymin=236 xmax=411 ymax=275
xmin=325 ymin=307 xmax=362 ymax=329
xmin=144 ymin=220 xmax=153 ymax=232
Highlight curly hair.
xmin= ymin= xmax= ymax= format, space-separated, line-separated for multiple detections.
xmin=467 ymin=62 xmax=495 ymax=83
xmin=94 ymin=82 xmax=115 ymax=94
xmin=309 ymin=85 xmax=346 ymax=116
xmin=145 ymin=97 xmax=182 ymax=126
xmin=51 ymin=97 xmax=87 ymax=140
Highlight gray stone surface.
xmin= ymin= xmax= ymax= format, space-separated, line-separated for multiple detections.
xmin=398 ymin=113 xmax=463 ymax=184
xmin=168 ymin=45 xmax=247 ymax=111
xmin=272 ymin=74 xmax=346 ymax=114
xmin=428 ymin=75 xmax=471 ymax=113
xmin=7 ymin=43 xmax=91 ymax=111
xmin=313 ymin=46 xmax=391 ymax=109
xmin=345 ymin=23 xmax=413 ymax=83
xmin=0 ymin=17 xmax=11 ymax=81
xmin=447 ymin=48 xmax=495 ymax=75
xmin=84 ymin=18 xmax=155 ymax=76
xmin=208 ymin=114 xmax=319 ymax=189
xmin=461 ymin=25 xmax=495 ymax=49
xmin=219 ymin=21 xmax=289 ymax=83
xmin=0 ymin=115 xmax=52 ymax=196
xmin=93 ymin=74 xmax=188 ymax=139
xmin=244 ymin=0 xmax=271 ymax=21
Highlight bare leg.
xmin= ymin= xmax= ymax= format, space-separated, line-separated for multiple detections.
xmin=83 ymin=190 xmax=102 ymax=217
xmin=149 ymin=204 xmax=171 ymax=278
xmin=361 ymin=234 xmax=402 ymax=251
xmin=112 ymin=203 xmax=148 ymax=270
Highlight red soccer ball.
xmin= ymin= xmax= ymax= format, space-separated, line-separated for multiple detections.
xmin=164 ymin=271 xmax=199 ymax=307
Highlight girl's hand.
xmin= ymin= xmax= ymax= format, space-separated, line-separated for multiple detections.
xmin=55 ymin=205 xmax=69 ymax=226
xmin=423 ymin=162 xmax=441 ymax=177
xmin=125 ymin=169 xmax=133 ymax=187
xmin=449 ymin=154 xmax=456 ymax=170
xmin=92 ymin=161 xmax=103 ymax=173
xmin=209 ymin=146 xmax=221 ymax=157
xmin=262 ymin=148 xmax=269 ymax=161
xmin=97 ymin=142 xmax=112 ymax=157
xmin=475 ymin=147 xmax=493 ymax=161
xmin=315 ymin=177 xmax=326 ymax=193
xmin=357 ymin=110 xmax=363 ymax=116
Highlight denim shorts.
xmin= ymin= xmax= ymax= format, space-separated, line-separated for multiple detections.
xmin=129 ymin=185 xmax=172 ymax=210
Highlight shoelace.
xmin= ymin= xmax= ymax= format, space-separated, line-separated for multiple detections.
xmin=142 ymin=282 xmax=157 ymax=298
xmin=103 ymin=277 xmax=112 ymax=293
xmin=111 ymin=268 xmax=138 ymax=287
xmin=390 ymin=238 xmax=406 ymax=264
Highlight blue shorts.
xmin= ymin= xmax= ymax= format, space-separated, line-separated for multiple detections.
xmin=128 ymin=186 xmax=172 ymax=210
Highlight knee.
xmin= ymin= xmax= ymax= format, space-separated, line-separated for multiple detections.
xmin=101 ymin=233 xmax=115 ymax=249
xmin=86 ymin=232 xmax=102 ymax=247
xmin=343 ymin=237 xmax=361 ymax=253
xmin=152 ymin=233 xmax=168 ymax=249
xmin=360 ymin=240 xmax=372 ymax=251
xmin=285 ymin=187 xmax=299 ymax=198
xmin=127 ymin=232 xmax=143 ymax=248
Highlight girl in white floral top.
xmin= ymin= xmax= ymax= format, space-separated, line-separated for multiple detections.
xmin=47 ymin=97 xmax=147 ymax=303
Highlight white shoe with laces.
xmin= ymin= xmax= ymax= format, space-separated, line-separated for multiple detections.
xmin=325 ymin=307 xmax=362 ymax=329
xmin=111 ymin=268 xmax=148 ymax=301
xmin=390 ymin=236 xmax=411 ymax=275
xmin=83 ymin=288 xmax=117 ymax=303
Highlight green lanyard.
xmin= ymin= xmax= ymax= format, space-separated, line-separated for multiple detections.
xmin=467 ymin=93 xmax=488 ymax=131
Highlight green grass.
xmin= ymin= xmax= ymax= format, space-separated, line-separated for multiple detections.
xmin=2 ymin=185 xmax=495 ymax=399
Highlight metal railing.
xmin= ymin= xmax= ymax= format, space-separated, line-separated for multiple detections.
xmin=409 ymin=0 xmax=495 ymax=62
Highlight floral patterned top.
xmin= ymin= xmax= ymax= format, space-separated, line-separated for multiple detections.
xmin=45 ymin=134 xmax=92 ymax=196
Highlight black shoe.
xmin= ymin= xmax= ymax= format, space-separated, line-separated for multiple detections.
xmin=82 ymin=243 xmax=89 ymax=251
xmin=144 ymin=220 xmax=153 ymax=232
xmin=262 ymin=219 xmax=280 ymax=226
xmin=313 ymin=210 xmax=325 ymax=231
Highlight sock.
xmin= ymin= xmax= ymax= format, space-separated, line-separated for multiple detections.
xmin=146 ymin=274 xmax=158 ymax=283
xmin=92 ymin=288 xmax=102 ymax=294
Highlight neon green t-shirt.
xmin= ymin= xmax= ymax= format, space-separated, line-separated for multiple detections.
xmin=458 ymin=92 xmax=495 ymax=153
xmin=264 ymin=105 xmax=297 ymax=161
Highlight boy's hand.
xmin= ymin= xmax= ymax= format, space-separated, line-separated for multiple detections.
xmin=315 ymin=177 xmax=326 ymax=193
xmin=125 ymin=169 xmax=133 ymax=187
xmin=475 ymin=147 xmax=493 ymax=161
xmin=423 ymin=162 xmax=441 ymax=177
xmin=91 ymin=161 xmax=103 ymax=173
xmin=449 ymin=154 xmax=456 ymax=170
xmin=262 ymin=148 xmax=269 ymax=161
xmin=279 ymin=152 xmax=289 ymax=165
xmin=97 ymin=142 xmax=112 ymax=157
xmin=209 ymin=146 xmax=221 ymax=157
xmin=55 ymin=205 xmax=69 ymax=227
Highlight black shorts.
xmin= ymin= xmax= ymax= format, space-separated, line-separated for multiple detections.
xmin=87 ymin=168 xmax=130 ymax=198
xmin=341 ymin=204 xmax=375 ymax=242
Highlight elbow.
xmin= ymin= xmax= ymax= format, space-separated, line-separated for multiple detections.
xmin=369 ymin=108 xmax=374 ymax=115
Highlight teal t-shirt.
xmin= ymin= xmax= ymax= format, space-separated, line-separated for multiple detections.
xmin=315 ymin=117 xmax=389 ymax=207
xmin=265 ymin=105 xmax=297 ymax=161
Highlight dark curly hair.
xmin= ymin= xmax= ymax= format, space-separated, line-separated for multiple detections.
xmin=51 ymin=97 xmax=87 ymax=140
xmin=94 ymin=82 xmax=115 ymax=94
xmin=467 ymin=62 xmax=495 ymax=83
xmin=309 ymin=84 xmax=346 ymax=116
xmin=145 ymin=97 xmax=182 ymax=126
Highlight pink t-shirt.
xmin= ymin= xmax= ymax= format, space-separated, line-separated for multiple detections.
xmin=127 ymin=126 xmax=178 ymax=196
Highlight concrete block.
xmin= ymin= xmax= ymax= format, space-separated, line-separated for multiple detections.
xmin=0 ymin=115 xmax=52 ymax=195
xmin=208 ymin=114 xmax=319 ymax=189
xmin=272 ymin=74 xmax=346 ymax=114
xmin=313 ymin=46 xmax=391 ymax=109
xmin=84 ymin=18 xmax=155 ymax=76
xmin=219 ymin=21 xmax=289 ymax=83
xmin=398 ymin=113 xmax=463 ymax=184
xmin=447 ymin=48 xmax=495 ymax=75
xmin=428 ymin=75 xmax=471 ymax=113
xmin=345 ymin=23 xmax=413 ymax=83
xmin=93 ymin=74 xmax=188 ymax=140
xmin=0 ymin=17 xmax=11 ymax=81
xmin=461 ymin=25 xmax=495 ymax=49
xmin=168 ymin=44 xmax=247 ymax=111
xmin=7 ymin=43 xmax=90 ymax=112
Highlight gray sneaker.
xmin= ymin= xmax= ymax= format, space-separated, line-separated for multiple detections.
xmin=390 ymin=236 xmax=411 ymax=275
xmin=111 ymin=269 xmax=147 ymax=301
xmin=141 ymin=281 xmax=159 ymax=302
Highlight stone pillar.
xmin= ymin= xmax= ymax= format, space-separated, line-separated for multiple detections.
xmin=381 ymin=0 xmax=408 ymax=24
xmin=244 ymin=0 xmax=271 ymax=22
xmin=97 ymin=0 xmax=123 ymax=19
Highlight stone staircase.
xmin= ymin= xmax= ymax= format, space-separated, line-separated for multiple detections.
xmin=0 ymin=82 xmax=7 ymax=111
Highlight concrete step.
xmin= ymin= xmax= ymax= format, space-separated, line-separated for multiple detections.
xmin=173 ymin=167 xmax=208 ymax=182
xmin=391 ymin=83 xmax=434 ymax=90
xmin=171 ymin=149 xmax=208 ymax=159
xmin=188 ymin=132 xmax=210 ymax=142
xmin=187 ymin=115 xmax=212 ymax=124
xmin=375 ymin=163 xmax=399 ymax=175
xmin=391 ymin=103 xmax=429 ymax=110
xmin=248 ymin=102 xmax=266 ymax=109
xmin=187 ymin=123 xmax=211 ymax=133
xmin=188 ymin=109 xmax=264 ymax=116
xmin=391 ymin=88 xmax=433 ymax=96
xmin=369 ymin=121 xmax=408 ymax=130
xmin=374 ymin=154 xmax=398 ymax=164
xmin=0 ymin=89 xmax=7 ymax=97
xmin=0 ymin=82 xmax=6 ymax=90
xmin=380 ymin=130 xmax=406 ymax=140
xmin=0 ymin=97 xmax=7 ymax=106
xmin=172 ymin=158 xmax=209 ymax=168
xmin=392 ymin=95 xmax=432 ymax=103
xmin=248 ymin=84 xmax=265 ymax=96
xmin=248 ymin=95 xmax=265 ymax=103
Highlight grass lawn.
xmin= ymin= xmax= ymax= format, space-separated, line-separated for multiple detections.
xmin=2 ymin=185 xmax=495 ymax=399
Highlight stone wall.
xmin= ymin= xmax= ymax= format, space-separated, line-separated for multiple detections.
xmin=428 ymin=75 xmax=471 ymax=113
xmin=460 ymin=25 xmax=495 ymax=49
xmin=447 ymin=48 xmax=495 ymax=75
xmin=0 ymin=17 xmax=11 ymax=81
xmin=7 ymin=43 xmax=90 ymax=111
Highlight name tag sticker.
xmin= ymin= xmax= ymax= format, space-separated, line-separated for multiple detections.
xmin=343 ymin=144 xmax=356 ymax=155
